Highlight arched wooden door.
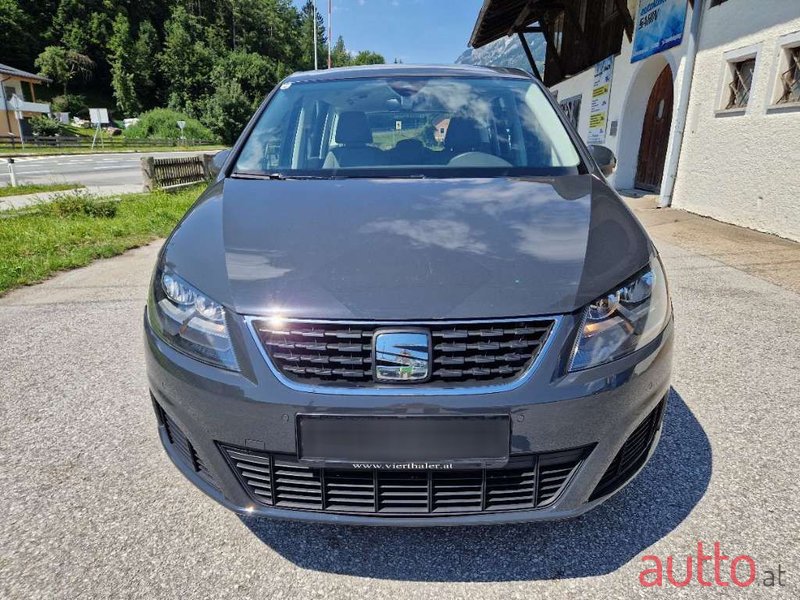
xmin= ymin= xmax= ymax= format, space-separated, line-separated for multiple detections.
xmin=635 ymin=65 xmax=674 ymax=192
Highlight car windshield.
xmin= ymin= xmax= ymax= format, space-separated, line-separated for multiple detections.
xmin=233 ymin=76 xmax=583 ymax=179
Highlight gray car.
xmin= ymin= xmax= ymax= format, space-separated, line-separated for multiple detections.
xmin=144 ymin=64 xmax=673 ymax=526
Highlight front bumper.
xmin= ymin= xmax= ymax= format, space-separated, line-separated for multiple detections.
xmin=145 ymin=308 xmax=673 ymax=526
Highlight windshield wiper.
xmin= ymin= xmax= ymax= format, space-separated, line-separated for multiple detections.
xmin=336 ymin=173 xmax=428 ymax=179
xmin=231 ymin=171 xmax=331 ymax=180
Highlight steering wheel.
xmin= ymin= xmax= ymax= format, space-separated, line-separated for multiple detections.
xmin=448 ymin=152 xmax=513 ymax=168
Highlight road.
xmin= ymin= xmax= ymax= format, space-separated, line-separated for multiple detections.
xmin=0 ymin=151 xmax=211 ymax=189
xmin=1 ymin=199 xmax=798 ymax=599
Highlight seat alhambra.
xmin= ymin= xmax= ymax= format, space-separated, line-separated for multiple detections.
xmin=145 ymin=64 xmax=673 ymax=525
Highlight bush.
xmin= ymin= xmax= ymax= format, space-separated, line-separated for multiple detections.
xmin=123 ymin=108 xmax=215 ymax=141
xmin=29 ymin=115 xmax=63 ymax=136
xmin=84 ymin=199 xmax=118 ymax=218
xmin=39 ymin=191 xmax=118 ymax=218
xmin=50 ymin=94 xmax=87 ymax=115
xmin=202 ymin=81 xmax=256 ymax=145
xmin=201 ymin=51 xmax=281 ymax=144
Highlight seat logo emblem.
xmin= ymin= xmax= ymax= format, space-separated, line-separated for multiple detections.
xmin=373 ymin=330 xmax=431 ymax=383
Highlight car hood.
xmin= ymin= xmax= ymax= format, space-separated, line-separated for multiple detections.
xmin=162 ymin=175 xmax=651 ymax=320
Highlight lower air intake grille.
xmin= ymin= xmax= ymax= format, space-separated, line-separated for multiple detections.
xmin=221 ymin=446 xmax=590 ymax=516
xmin=250 ymin=318 xmax=556 ymax=388
xmin=154 ymin=400 xmax=216 ymax=488
xmin=590 ymin=397 xmax=666 ymax=501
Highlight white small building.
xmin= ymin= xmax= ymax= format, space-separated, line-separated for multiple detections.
xmin=470 ymin=0 xmax=800 ymax=242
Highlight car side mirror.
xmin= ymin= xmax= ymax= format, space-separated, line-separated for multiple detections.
xmin=589 ymin=145 xmax=617 ymax=176
xmin=207 ymin=148 xmax=232 ymax=179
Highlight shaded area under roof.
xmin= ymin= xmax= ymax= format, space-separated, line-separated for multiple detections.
xmin=469 ymin=0 xmax=541 ymax=50
xmin=0 ymin=63 xmax=50 ymax=83
xmin=468 ymin=0 xmax=634 ymax=87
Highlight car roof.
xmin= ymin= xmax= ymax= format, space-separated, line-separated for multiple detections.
xmin=284 ymin=63 xmax=534 ymax=83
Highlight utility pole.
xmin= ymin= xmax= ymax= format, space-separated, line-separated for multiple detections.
xmin=327 ymin=0 xmax=332 ymax=69
xmin=313 ymin=0 xmax=318 ymax=70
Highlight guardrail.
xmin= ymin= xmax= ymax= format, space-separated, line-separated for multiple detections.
xmin=141 ymin=154 xmax=214 ymax=191
xmin=0 ymin=136 xmax=216 ymax=149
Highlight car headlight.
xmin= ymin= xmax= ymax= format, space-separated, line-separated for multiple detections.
xmin=147 ymin=267 xmax=239 ymax=371
xmin=569 ymin=257 xmax=670 ymax=371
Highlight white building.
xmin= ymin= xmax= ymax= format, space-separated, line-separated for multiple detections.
xmin=470 ymin=0 xmax=800 ymax=242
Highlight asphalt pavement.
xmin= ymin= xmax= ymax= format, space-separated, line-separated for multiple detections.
xmin=0 ymin=151 xmax=209 ymax=189
xmin=1 ymin=200 xmax=798 ymax=599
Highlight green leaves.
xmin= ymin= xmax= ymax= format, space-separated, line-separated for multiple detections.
xmin=122 ymin=109 xmax=214 ymax=141
xmin=34 ymin=45 xmax=94 ymax=94
xmin=16 ymin=1 xmax=384 ymax=140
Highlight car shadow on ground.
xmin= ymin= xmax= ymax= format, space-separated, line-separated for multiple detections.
xmin=240 ymin=388 xmax=711 ymax=582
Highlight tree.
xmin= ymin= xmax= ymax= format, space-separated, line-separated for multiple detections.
xmin=330 ymin=35 xmax=351 ymax=68
xmin=132 ymin=21 xmax=160 ymax=110
xmin=203 ymin=51 xmax=282 ymax=144
xmin=352 ymin=50 xmax=385 ymax=66
xmin=108 ymin=14 xmax=139 ymax=115
xmin=158 ymin=6 xmax=214 ymax=117
xmin=0 ymin=0 xmax=34 ymax=67
xmin=35 ymin=45 xmax=94 ymax=94
xmin=108 ymin=15 xmax=161 ymax=115
xmin=298 ymin=0 xmax=327 ymax=70
xmin=48 ymin=0 xmax=118 ymax=95
xmin=9 ymin=1 xmax=385 ymax=137
xmin=203 ymin=81 xmax=253 ymax=145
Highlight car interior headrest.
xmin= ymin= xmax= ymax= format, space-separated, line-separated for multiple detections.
xmin=335 ymin=111 xmax=373 ymax=145
xmin=444 ymin=117 xmax=483 ymax=153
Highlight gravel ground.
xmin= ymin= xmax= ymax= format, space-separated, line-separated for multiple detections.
xmin=1 ymin=206 xmax=798 ymax=599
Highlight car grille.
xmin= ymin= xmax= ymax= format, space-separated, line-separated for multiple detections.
xmin=590 ymin=397 xmax=666 ymax=500
xmin=221 ymin=446 xmax=590 ymax=516
xmin=249 ymin=318 xmax=555 ymax=387
xmin=154 ymin=400 xmax=216 ymax=488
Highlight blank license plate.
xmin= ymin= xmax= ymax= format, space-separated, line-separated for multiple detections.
xmin=297 ymin=414 xmax=510 ymax=467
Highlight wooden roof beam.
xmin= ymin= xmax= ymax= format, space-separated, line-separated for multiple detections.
xmin=613 ymin=0 xmax=635 ymax=41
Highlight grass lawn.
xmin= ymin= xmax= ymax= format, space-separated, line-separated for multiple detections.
xmin=0 ymin=183 xmax=84 ymax=198
xmin=373 ymin=127 xmax=427 ymax=150
xmin=0 ymin=186 xmax=202 ymax=295
xmin=0 ymin=145 xmax=224 ymax=157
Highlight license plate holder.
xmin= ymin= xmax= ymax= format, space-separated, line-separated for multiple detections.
xmin=296 ymin=414 xmax=510 ymax=468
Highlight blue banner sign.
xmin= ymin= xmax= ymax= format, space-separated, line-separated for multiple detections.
xmin=631 ymin=0 xmax=688 ymax=63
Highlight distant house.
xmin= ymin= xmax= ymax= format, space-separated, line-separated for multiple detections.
xmin=433 ymin=117 xmax=450 ymax=143
xmin=0 ymin=63 xmax=51 ymax=139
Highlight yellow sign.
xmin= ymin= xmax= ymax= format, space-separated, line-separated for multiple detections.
xmin=589 ymin=114 xmax=606 ymax=128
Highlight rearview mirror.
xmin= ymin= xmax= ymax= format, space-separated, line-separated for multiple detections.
xmin=207 ymin=148 xmax=232 ymax=179
xmin=589 ymin=145 xmax=617 ymax=177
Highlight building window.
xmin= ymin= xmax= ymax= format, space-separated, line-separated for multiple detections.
xmin=710 ymin=0 xmax=729 ymax=7
xmin=726 ymin=58 xmax=756 ymax=109
xmin=559 ymin=94 xmax=582 ymax=129
xmin=777 ymin=46 xmax=800 ymax=104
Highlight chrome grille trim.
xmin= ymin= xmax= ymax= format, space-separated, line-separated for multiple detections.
xmin=244 ymin=315 xmax=564 ymax=396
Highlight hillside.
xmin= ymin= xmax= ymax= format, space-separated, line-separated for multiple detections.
xmin=455 ymin=33 xmax=546 ymax=74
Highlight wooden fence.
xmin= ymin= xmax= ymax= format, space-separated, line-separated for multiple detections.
xmin=141 ymin=154 xmax=214 ymax=191
xmin=0 ymin=136 xmax=216 ymax=149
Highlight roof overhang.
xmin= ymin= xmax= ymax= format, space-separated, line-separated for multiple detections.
xmin=0 ymin=64 xmax=51 ymax=84
xmin=470 ymin=0 xmax=545 ymax=50
xmin=469 ymin=0 xmax=635 ymax=87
